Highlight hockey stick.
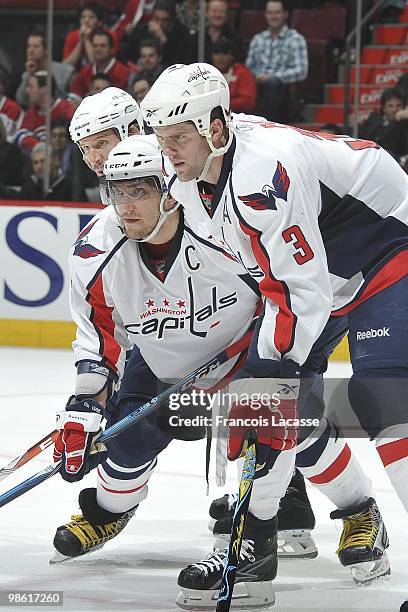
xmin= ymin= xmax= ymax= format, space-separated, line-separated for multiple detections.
xmin=0 ymin=430 xmax=58 ymax=482
xmin=0 ymin=329 xmax=253 ymax=510
xmin=216 ymin=432 xmax=258 ymax=612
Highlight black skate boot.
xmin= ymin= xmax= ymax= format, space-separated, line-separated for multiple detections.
xmin=209 ymin=469 xmax=317 ymax=559
xmin=330 ymin=497 xmax=390 ymax=584
xmin=176 ymin=514 xmax=277 ymax=610
xmin=51 ymin=488 xmax=136 ymax=563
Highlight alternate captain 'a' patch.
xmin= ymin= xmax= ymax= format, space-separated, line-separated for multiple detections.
xmin=238 ymin=161 xmax=290 ymax=211
xmin=73 ymin=219 xmax=106 ymax=259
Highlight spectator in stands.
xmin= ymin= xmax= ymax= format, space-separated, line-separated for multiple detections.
xmin=128 ymin=38 xmax=164 ymax=81
xmin=112 ymin=0 xmax=155 ymax=44
xmin=211 ymin=38 xmax=257 ymax=114
xmin=0 ymin=117 xmax=24 ymax=186
xmin=16 ymin=29 xmax=74 ymax=109
xmin=70 ymin=30 xmax=130 ymax=99
xmin=0 ymin=66 xmax=23 ymax=142
xmin=63 ymin=3 xmax=110 ymax=69
xmin=15 ymin=71 xmax=75 ymax=152
xmin=177 ymin=0 xmax=200 ymax=37
xmin=359 ymin=87 xmax=408 ymax=161
xmin=129 ymin=70 xmax=154 ymax=104
xmin=51 ymin=119 xmax=74 ymax=173
xmin=88 ymin=73 xmax=112 ymax=95
xmin=398 ymin=73 xmax=408 ymax=101
xmin=205 ymin=0 xmax=243 ymax=61
xmin=380 ymin=0 xmax=405 ymax=23
xmin=125 ymin=0 xmax=195 ymax=67
xmin=246 ymin=0 xmax=308 ymax=121
xmin=20 ymin=143 xmax=87 ymax=201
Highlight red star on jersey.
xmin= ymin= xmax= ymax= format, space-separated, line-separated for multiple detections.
xmin=162 ymin=298 xmax=170 ymax=306
xmin=177 ymin=299 xmax=186 ymax=308
xmin=146 ymin=298 xmax=155 ymax=307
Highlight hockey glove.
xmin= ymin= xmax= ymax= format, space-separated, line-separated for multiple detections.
xmin=227 ymin=376 xmax=299 ymax=470
xmin=54 ymin=396 xmax=105 ymax=482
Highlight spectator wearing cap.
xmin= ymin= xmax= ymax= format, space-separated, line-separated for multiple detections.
xmin=70 ymin=29 xmax=131 ymax=98
xmin=0 ymin=66 xmax=24 ymax=142
xmin=88 ymin=73 xmax=112 ymax=95
xmin=130 ymin=70 xmax=154 ymax=104
xmin=125 ymin=0 xmax=195 ymax=67
xmin=246 ymin=0 xmax=308 ymax=121
xmin=205 ymin=0 xmax=243 ymax=62
xmin=20 ymin=142 xmax=87 ymax=201
xmin=15 ymin=71 xmax=75 ymax=152
xmin=128 ymin=38 xmax=164 ymax=81
xmin=359 ymin=87 xmax=408 ymax=161
xmin=211 ymin=39 xmax=257 ymax=114
xmin=63 ymin=3 xmax=118 ymax=69
xmin=112 ymin=0 xmax=155 ymax=44
xmin=15 ymin=28 xmax=74 ymax=108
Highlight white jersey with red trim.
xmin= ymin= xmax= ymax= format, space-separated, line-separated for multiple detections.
xmin=69 ymin=206 xmax=261 ymax=383
xmin=163 ymin=120 xmax=408 ymax=367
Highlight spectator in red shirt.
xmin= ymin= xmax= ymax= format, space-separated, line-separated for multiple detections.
xmin=63 ymin=3 xmax=117 ymax=69
xmin=0 ymin=66 xmax=24 ymax=141
xmin=70 ymin=30 xmax=131 ymax=99
xmin=112 ymin=0 xmax=155 ymax=44
xmin=15 ymin=71 xmax=75 ymax=152
xmin=211 ymin=38 xmax=257 ymax=114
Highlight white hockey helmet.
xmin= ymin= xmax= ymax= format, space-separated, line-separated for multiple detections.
xmin=69 ymin=87 xmax=143 ymax=143
xmin=104 ymin=134 xmax=179 ymax=242
xmin=140 ymin=63 xmax=234 ymax=180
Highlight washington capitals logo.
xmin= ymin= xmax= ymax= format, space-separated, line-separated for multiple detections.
xmin=73 ymin=219 xmax=106 ymax=259
xmin=238 ymin=162 xmax=290 ymax=211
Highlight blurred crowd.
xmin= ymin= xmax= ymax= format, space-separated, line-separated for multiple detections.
xmin=0 ymin=0 xmax=407 ymax=202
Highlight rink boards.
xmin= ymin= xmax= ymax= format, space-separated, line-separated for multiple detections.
xmin=0 ymin=199 xmax=349 ymax=360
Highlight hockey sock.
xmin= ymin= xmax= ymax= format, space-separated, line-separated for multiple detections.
xmin=376 ymin=425 xmax=408 ymax=513
xmin=96 ymin=456 xmax=157 ymax=513
xmin=296 ymin=418 xmax=372 ymax=509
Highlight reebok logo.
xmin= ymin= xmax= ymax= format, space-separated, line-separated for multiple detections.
xmin=356 ymin=327 xmax=390 ymax=340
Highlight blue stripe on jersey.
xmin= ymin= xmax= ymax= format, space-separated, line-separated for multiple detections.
xmin=319 ymin=182 xmax=408 ymax=280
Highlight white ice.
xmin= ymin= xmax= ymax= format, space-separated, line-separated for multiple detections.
xmin=0 ymin=347 xmax=407 ymax=612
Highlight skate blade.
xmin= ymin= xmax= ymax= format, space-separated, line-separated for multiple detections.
xmin=176 ymin=581 xmax=275 ymax=610
xmin=277 ymin=530 xmax=318 ymax=559
xmin=350 ymin=552 xmax=391 ymax=585
xmin=49 ymin=543 xmax=105 ymax=565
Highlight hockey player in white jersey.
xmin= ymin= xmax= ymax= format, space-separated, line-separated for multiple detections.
xmin=51 ymin=135 xmax=267 ymax=569
xmin=141 ymin=62 xmax=408 ymax=605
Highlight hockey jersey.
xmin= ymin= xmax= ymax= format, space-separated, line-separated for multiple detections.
xmin=0 ymin=95 xmax=23 ymax=142
xmin=15 ymin=98 xmax=75 ymax=151
xmin=70 ymin=206 xmax=261 ymax=384
xmin=163 ymin=120 xmax=408 ymax=368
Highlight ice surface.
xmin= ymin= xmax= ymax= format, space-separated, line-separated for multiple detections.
xmin=0 ymin=348 xmax=407 ymax=612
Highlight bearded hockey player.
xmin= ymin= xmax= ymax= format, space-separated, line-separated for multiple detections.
xmin=140 ymin=62 xmax=408 ymax=607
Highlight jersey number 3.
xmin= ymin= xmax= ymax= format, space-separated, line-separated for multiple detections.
xmin=282 ymin=225 xmax=314 ymax=265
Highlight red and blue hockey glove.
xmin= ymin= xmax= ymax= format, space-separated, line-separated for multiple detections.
xmin=53 ymin=396 xmax=105 ymax=482
xmin=227 ymin=376 xmax=299 ymax=470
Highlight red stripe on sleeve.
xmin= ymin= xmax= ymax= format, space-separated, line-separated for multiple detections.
xmin=239 ymin=222 xmax=296 ymax=355
xmin=377 ymin=438 xmax=408 ymax=467
xmin=309 ymin=444 xmax=351 ymax=484
xmin=88 ymin=274 xmax=120 ymax=372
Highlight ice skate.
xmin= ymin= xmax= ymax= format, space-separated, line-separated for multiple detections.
xmin=330 ymin=497 xmax=390 ymax=585
xmin=176 ymin=514 xmax=277 ymax=610
xmin=50 ymin=488 xmax=136 ymax=563
xmin=209 ymin=469 xmax=317 ymax=559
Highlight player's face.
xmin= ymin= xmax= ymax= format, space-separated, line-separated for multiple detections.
xmin=154 ymin=123 xmax=210 ymax=182
xmin=79 ymin=128 xmax=121 ymax=176
xmin=109 ymin=178 xmax=162 ymax=240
